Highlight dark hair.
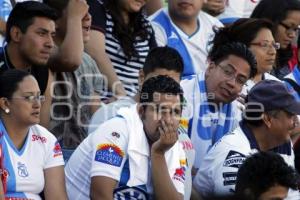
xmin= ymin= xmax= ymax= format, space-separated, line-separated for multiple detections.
xmin=140 ymin=75 xmax=184 ymax=108
xmin=6 ymin=1 xmax=57 ymax=43
xmin=43 ymin=0 xmax=69 ymax=18
xmin=235 ymin=151 xmax=299 ymax=200
xmin=208 ymin=42 xmax=257 ymax=78
xmin=251 ymin=0 xmax=300 ymax=67
xmin=102 ymin=0 xmax=151 ymax=59
xmin=243 ymin=108 xmax=280 ymax=126
xmin=213 ymin=18 xmax=274 ymax=48
xmin=0 ymin=69 xmax=31 ymax=99
xmin=143 ymin=46 xmax=184 ymax=77
xmin=251 ymin=0 xmax=300 ymax=24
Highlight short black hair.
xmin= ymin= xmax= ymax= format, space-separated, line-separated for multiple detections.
xmin=143 ymin=46 xmax=183 ymax=77
xmin=43 ymin=0 xmax=69 ymax=18
xmin=140 ymin=75 xmax=184 ymax=108
xmin=0 ymin=69 xmax=31 ymax=99
xmin=6 ymin=1 xmax=57 ymax=43
xmin=235 ymin=151 xmax=299 ymax=200
xmin=208 ymin=42 xmax=257 ymax=79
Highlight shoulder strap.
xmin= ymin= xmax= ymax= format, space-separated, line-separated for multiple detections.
xmin=284 ymin=78 xmax=300 ymax=95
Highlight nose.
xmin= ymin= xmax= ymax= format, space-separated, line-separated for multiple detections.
xmin=287 ymin=30 xmax=297 ymax=39
xmin=32 ymin=99 xmax=42 ymax=109
xmin=293 ymin=115 xmax=299 ymax=128
xmin=268 ymin=45 xmax=277 ymax=55
xmin=45 ymin=35 xmax=54 ymax=49
xmin=225 ymin=76 xmax=237 ymax=88
xmin=83 ymin=12 xmax=92 ymax=22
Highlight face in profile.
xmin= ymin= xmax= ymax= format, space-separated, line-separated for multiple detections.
xmin=5 ymin=75 xmax=42 ymax=126
xmin=249 ymin=28 xmax=277 ymax=74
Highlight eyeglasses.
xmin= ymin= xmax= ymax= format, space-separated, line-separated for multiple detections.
xmin=279 ymin=22 xmax=300 ymax=35
xmin=250 ymin=41 xmax=280 ymax=51
xmin=11 ymin=95 xmax=46 ymax=103
xmin=217 ymin=64 xmax=248 ymax=86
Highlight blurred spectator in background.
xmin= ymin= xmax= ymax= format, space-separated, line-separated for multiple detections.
xmin=150 ymin=0 xmax=223 ymax=77
xmin=85 ymin=0 xmax=157 ymax=101
xmin=251 ymin=0 xmax=300 ymax=80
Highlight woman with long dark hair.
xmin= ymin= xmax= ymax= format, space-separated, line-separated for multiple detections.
xmin=85 ymin=0 xmax=157 ymax=101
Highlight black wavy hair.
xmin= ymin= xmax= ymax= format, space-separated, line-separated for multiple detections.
xmin=208 ymin=41 xmax=257 ymax=79
xmin=143 ymin=46 xmax=184 ymax=77
xmin=140 ymin=75 xmax=184 ymax=108
xmin=102 ymin=0 xmax=150 ymax=59
xmin=6 ymin=1 xmax=57 ymax=43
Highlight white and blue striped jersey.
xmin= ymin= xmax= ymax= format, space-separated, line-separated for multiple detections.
xmin=0 ymin=124 xmax=64 ymax=200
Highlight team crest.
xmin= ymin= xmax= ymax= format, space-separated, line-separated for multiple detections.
xmin=95 ymin=144 xmax=124 ymax=167
xmin=17 ymin=162 xmax=29 ymax=177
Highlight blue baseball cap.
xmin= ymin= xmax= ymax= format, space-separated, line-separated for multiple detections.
xmin=246 ymin=80 xmax=300 ymax=115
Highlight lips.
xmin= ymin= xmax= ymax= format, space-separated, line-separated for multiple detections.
xmin=31 ymin=111 xmax=40 ymax=117
xmin=221 ymin=87 xmax=232 ymax=99
xmin=265 ymin=59 xmax=275 ymax=65
xmin=178 ymin=1 xmax=193 ymax=8
xmin=82 ymin=26 xmax=90 ymax=32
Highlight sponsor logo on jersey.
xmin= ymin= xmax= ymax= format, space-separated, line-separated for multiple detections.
xmin=173 ymin=160 xmax=187 ymax=183
xmin=53 ymin=141 xmax=62 ymax=157
xmin=223 ymin=150 xmax=246 ymax=168
xmin=223 ymin=172 xmax=237 ymax=186
xmin=114 ymin=186 xmax=148 ymax=200
xmin=95 ymin=144 xmax=124 ymax=167
xmin=17 ymin=162 xmax=29 ymax=178
xmin=111 ymin=132 xmax=120 ymax=138
xmin=32 ymin=134 xmax=47 ymax=143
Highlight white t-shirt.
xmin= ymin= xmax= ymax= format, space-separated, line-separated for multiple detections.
xmin=218 ymin=0 xmax=261 ymax=23
xmin=1 ymin=124 xmax=64 ymax=200
xmin=149 ymin=8 xmax=223 ymax=73
xmin=88 ymin=98 xmax=195 ymax=200
xmin=66 ymin=112 xmax=186 ymax=200
xmin=88 ymin=97 xmax=136 ymax=134
xmin=193 ymin=122 xmax=298 ymax=199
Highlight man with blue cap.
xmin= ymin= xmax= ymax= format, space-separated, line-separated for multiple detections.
xmin=193 ymin=80 xmax=300 ymax=199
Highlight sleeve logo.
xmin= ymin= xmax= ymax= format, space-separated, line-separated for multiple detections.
xmin=223 ymin=150 xmax=246 ymax=168
xmin=95 ymin=144 xmax=124 ymax=167
xmin=53 ymin=141 xmax=63 ymax=157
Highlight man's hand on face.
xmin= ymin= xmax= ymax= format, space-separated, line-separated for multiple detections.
xmin=151 ymin=119 xmax=178 ymax=155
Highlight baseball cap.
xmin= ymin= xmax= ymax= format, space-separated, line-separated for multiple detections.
xmin=245 ymin=80 xmax=300 ymax=115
